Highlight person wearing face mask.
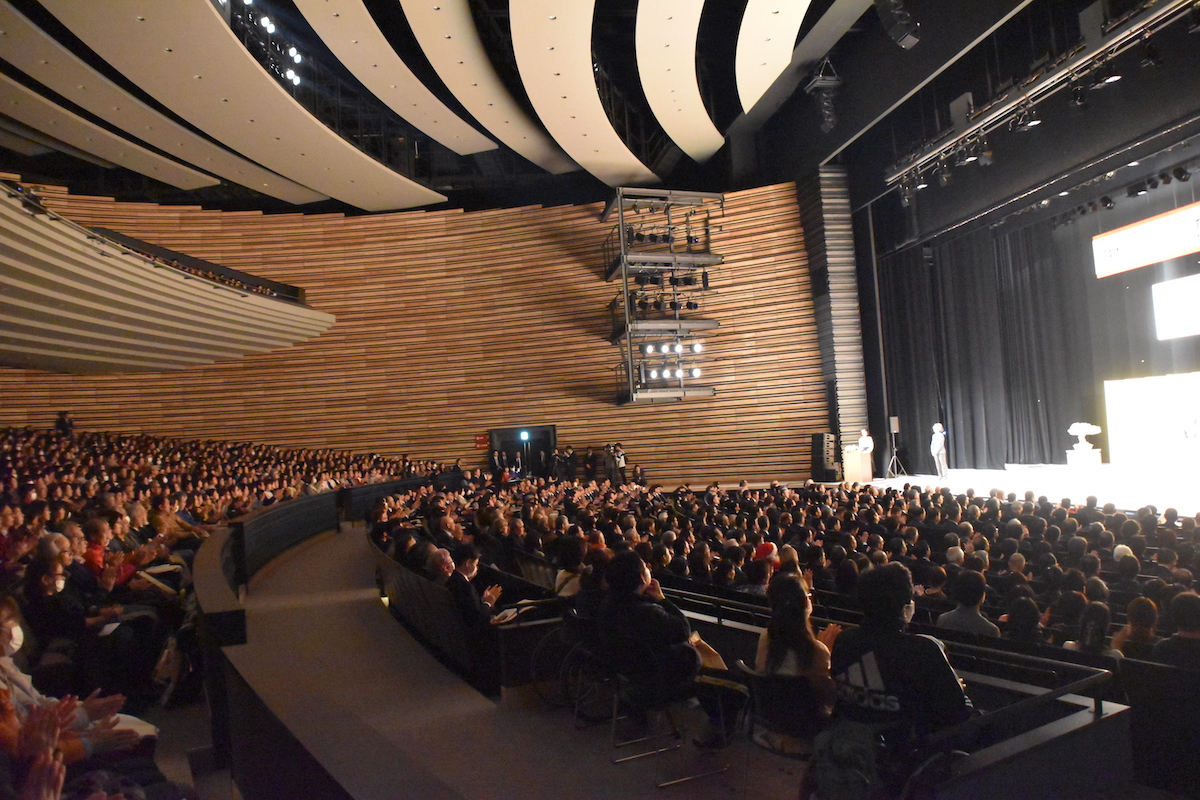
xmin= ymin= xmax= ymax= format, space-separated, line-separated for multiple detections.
xmin=828 ymin=563 xmax=973 ymax=751
xmin=21 ymin=556 xmax=158 ymax=707
xmin=0 ymin=596 xmax=151 ymax=764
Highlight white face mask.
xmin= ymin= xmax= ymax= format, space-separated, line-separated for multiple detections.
xmin=902 ymin=602 xmax=916 ymax=624
xmin=3 ymin=625 xmax=22 ymax=656
xmin=54 ymin=577 xmax=66 ymax=593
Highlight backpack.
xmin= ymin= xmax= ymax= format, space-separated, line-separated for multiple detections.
xmin=804 ymin=718 xmax=880 ymax=800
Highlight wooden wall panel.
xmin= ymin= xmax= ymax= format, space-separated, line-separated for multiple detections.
xmin=0 ymin=182 xmax=828 ymax=485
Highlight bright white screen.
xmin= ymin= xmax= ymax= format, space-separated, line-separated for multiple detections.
xmin=1154 ymin=273 xmax=1200 ymax=340
xmin=1105 ymin=372 xmax=1200 ymax=473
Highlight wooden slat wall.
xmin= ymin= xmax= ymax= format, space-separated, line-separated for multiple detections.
xmin=0 ymin=182 xmax=827 ymax=485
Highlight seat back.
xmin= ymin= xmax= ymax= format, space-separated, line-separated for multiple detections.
xmin=736 ymin=659 xmax=828 ymax=742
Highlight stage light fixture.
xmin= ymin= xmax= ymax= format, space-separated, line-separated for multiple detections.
xmin=1147 ymin=177 xmax=1159 ymax=190
xmin=1126 ymin=185 xmax=1140 ymax=198
xmin=1140 ymin=41 xmax=1163 ymax=70
xmin=1101 ymin=196 xmax=1115 ymax=209
xmin=649 ymin=369 xmax=659 ymax=379
xmin=934 ymin=159 xmax=952 ymax=187
xmin=653 ymin=300 xmax=664 ymax=311
xmin=674 ymin=343 xmax=684 ymax=353
xmin=294 ymin=53 xmax=302 ymax=64
xmin=914 ymin=171 xmax=930 ymax=189
xmin=260 ymin=15 xmax=271 ymax=27
xmin=691 ymin=368 xmax=701 ymax=378
xmin=1159 ymin=172 xmax=1172 ymax=185
xmin=1070 ymin=84 xmax=1088 ymax=108
xmin=1091 ymin=59 xmax=1121 ymax=88
xmin=701 ymin=272 xmax=710 ymax=290
xmin=963 ymin=139 xmax=979 ymax=164
xmin=685 ymin=301 xmax=699 ymax=311
xmin=669 ymin=301 xmax=682 ymax=311
xmin=1174 ymin=167 xmax=1191 ymax=182
xmin=675 ymin=368 xmax=685 ymax=379
xmin=645 ymin=344 xmax=655 ymax=354
xmin=637 ymin=299 xmax=649 ymax=312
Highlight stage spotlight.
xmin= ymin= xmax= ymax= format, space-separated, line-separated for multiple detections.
xmin=1159 ymin=172 xmax=1172 ymax=185
xmin=647 ymin=232 xmax=660 ymax=244
xmin=1071 ymin=84 xmax=1088 ymax=108
xmin=291 ymin=74 xmax=299 ymax=85
xmin=1174 ymin=167 xmax=1191 ymax=182
xmin=1126 ymin=185 xmax=1140 ymax=198
xmin=1101 ymin=196 xmax=1115 ymax=209
xmin=634 ymin=231 xmax=646 ymax=243
xmin=1091 ymin=59 xmax=1121 ymax=88
xmin=681 ymin=275 xmax=696 ymax=287
xmin=288 ymin=46 xmax=298 ymax=57
xmin=645 ymin=344 xmax=655 ymax=354
xmin=1147 ymin=177 xmax=1159 ymax=190
xmin=1140 ymin=41 xmax=1163 ymax=70
xmin=674 ymin=343 xmax=684 ymax=353
xmin=669 ymin=275 xmax=680 ymax=286
xmin=685 ymin=301 xmax=699 ymax=310
xmin=691 ymin=367 xmax=701 ymax=378
xmin=963 ymin=139 xmax=979 ymax=164
xmin=669 ymin=300 xmax=682 ymax=311
xmin=1024 ymin=106 xmax=1042 ymax=127
xmin=649 ymin=369 xmax=659 ymax=380
xmin=294 ymin=53 xmax=302 ymax=64
xmin=914 ymin=170 xmax=930 ymax=189
xmin=935 ymin=159 xmax=952 ymax=187
xmin=975 ymin=139 xmax=994 ymax=166
xmin=701 ymin=272 xmax=710 ymax=290
xmin=653 ymin=300 xmax=664 ymax=311
xmin=691 ymin=342 xmax=703 ymax=353
xmin=675 ymin=368 xmax=685 ymax=379
xmin=260 ymin=15 xmax=271 ymax=27
xmin=637 ymin=299 xmax=649 ymax=312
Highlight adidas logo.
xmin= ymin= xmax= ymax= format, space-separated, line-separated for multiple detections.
xmin=836 ymin=651 xmax=900 ymax=712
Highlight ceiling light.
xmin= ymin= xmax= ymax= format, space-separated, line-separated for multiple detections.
xmin=645 ymin=344 xmax=655 ymax=354
xmin=691 ymin=342 xmax=703 ymax=353
xmin=691 ymin=368 xmax=701 ymax=378
xmin=649 ymin=369 xmax=659 ymax=380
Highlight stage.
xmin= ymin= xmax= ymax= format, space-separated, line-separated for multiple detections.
xmin=865 ymin=462 xmax=1199 ymax=518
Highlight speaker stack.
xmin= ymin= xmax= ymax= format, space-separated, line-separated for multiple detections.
xmin=811 ymin=433 xmax=840 ymax=482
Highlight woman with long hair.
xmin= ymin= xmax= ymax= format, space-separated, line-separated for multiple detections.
xmin=1064 ymin=602 xmax=1121 ymax=658
xmin=755 ymin=572 xmax=840 ymax=705
xmin=1110 ymin=596 xmax=1159 ymax=660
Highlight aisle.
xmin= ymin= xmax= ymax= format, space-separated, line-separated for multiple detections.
xmin=226 ymin=524 xmax=800 ymax=800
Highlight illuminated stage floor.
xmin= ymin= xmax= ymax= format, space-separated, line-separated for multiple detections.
xmin=869 ymin=463 xmax=1199 ymax=517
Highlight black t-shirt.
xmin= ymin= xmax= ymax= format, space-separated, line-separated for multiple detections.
xmin=831 ymin=622 xmax=974 ymax=745
xmin=1150 ymin=635 xmax=1200 ymax=672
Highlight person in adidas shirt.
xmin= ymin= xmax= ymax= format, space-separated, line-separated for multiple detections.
xmin=830 ymin=563 xmax=974 ymax=749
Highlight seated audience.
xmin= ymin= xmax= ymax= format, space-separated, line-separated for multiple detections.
xmin=1150 ymin=592 xmax=1200 ymax=671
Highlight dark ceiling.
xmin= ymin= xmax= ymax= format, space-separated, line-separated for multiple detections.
xmin=0 ymin=0 xmax=1195 ymax=245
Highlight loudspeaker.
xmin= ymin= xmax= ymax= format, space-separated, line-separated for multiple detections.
xmin=890 ymin=416 xmax=900 ymax=434
xmin=874 ymin=0 xmax=920 ymax=49
xmin=811 ymin=433 xmax=839 ymax=482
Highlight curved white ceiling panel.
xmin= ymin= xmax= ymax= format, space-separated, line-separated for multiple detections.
xmin=510 ymin=1 xmax=657 ymax=187
xmin=0 ymin=2 xmax=326 ymax=206
xmin=736 ymin=0 xmax=813 ymax=113
xmin=0 ymin=73 xmax=217 ymax=191
xmin=398 ymin=0 xmax=577 ymax=174
xmin=635 ymin=0 xmax=724 ymax=164
xmin=40 ymin=0 xmax=445 ymax=211
xmin=294 ymin=0 xmax=495 ymax=157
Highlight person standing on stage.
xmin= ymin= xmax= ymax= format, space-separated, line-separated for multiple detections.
xmin=930 ymin=423 xmax=948 ymax=479
xmin=857 ymin=428 xmax=874 ymax=454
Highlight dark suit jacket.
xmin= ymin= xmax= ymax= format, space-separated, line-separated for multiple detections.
xmin=447 ymin=570 xmax=493 ymax=631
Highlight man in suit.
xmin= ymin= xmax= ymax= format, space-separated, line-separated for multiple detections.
xmin=447 ymin=545 xmax=502 ymax=630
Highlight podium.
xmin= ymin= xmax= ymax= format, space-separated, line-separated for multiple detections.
xmin=843 ymin=446 xmax=873 ymax=484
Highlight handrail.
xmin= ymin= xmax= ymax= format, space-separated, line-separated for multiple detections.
xmin=924 ymin=642 xmax=1113 ymax=753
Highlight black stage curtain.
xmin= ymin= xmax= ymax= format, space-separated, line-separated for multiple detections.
xmin=878 ymin=222 xmax=1097 ymax=473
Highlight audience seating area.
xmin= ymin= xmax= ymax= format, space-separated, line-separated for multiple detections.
xmin=5 ymin=423 xmax=1200 ymax=797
